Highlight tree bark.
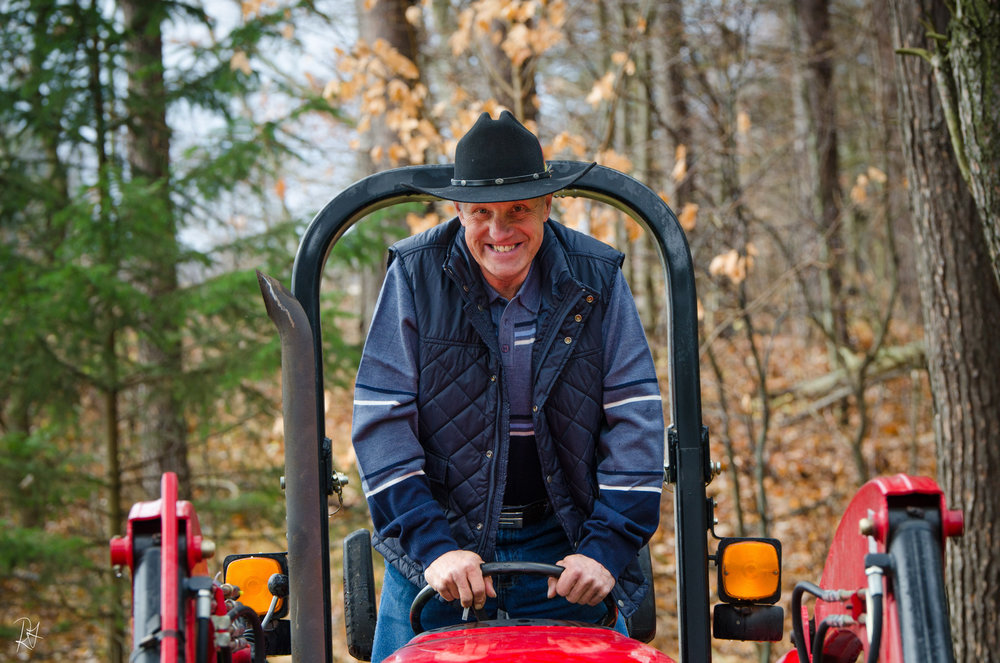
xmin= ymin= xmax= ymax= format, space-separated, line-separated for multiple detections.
xmin=356 ymin=0 xmax=422 ymax=336
xmin=892 ymin=2 xmax=1000 ymax=659
xmin=948 ymin=1 xmax=1000 ymax=282
xmin=797 ymin=0 xmax=850 ymax=428
xmin=662 ymin=0 xmax=694 ymax=205
xmin=120 ymin=0 xmax=189 ymax=496
xmin=358 ymin=0 xmax=421 ymax=168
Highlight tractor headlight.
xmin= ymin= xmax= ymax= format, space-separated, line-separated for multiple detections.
xmin=713 ymin=537 xmax=784 ymax=642
xmin=223 ymin=553 xmax=287 ymax=616
xmin=717 ymin=538 xmax=781 ymax=603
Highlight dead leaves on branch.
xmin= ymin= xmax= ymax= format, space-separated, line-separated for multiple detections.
xmin=849 ymin=166 xmax=889 ymax=205
xmin=709 ymin=244 xmax=758 ymax=287
xmin=326 ymin=38 xmax=436 ymax=166
xmin=326 ymin=0 xmax=696 ymax=237
xmin=450 ymin=0 xmax=567 ymax=64
xmin=586 ymin=52 xmax=636 ymax=107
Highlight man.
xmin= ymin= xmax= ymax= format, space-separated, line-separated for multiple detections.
xmin=352 ymin=111 xmax=664 ymax=661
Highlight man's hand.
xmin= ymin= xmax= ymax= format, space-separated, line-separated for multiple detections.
xmin=424 ymin=550 xmax=496 ymax=610
xmin=546 ymin=554 xmax=614 ymax=606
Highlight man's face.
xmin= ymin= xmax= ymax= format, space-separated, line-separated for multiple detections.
xmin=455 ymin=195 xmax=552 ymax=300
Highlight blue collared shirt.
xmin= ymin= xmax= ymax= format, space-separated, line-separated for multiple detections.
xmin=482 ymin=263 xmax=546 ymax=505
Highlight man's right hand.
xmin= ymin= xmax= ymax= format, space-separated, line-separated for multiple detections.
xmin=424 ymin=550 xmax=496 ymax=610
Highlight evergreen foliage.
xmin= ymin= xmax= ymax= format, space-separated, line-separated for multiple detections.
xmin=0 ymin=2 xmax=359 ymax=657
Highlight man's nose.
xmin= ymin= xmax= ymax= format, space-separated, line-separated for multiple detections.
xmin=489 ymin=216 xmax=515 ymax=239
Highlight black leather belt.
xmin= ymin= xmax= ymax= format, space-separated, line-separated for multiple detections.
xmin=498 ymin=500 xmax=551 ymax=529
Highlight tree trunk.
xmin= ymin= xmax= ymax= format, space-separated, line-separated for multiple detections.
xmin=948 ymin=2 xmax=1000 ymax=282
xmin=358 ymin=0 xmax=420 ymax=166
xmin=797 ymin=0 xmax=851 ymax=432
xmin=356 ymin=0 xmax=422 ymax=336
xmin=662 ymin=0 xmax=695 ymax=205
xmin=892 ymin=2 xmax=1000 ymax=660
xmin=120 ymin=0 xmax=189 ymax=496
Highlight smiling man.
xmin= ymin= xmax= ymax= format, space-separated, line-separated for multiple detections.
xmin=455 ymin=196 xmax=549 ymax=299
xmin=351 ymin=111 xmax=665 ymax=662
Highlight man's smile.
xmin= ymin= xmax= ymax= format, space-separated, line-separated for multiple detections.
xmin=490 ymin=243 xmax=520 ymax=253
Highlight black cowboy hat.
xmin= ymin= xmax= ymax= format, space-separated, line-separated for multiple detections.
xmin=405 ymin=110 xmax=594 ymax=203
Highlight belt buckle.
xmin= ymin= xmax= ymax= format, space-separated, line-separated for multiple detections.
xmin=498 ymin=508 xmax=525 ymax=529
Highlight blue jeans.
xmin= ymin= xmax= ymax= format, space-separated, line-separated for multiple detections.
xmin=370 ymin=514 xmax=629 ymax=662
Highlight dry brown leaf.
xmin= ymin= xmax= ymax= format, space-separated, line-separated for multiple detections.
xmin=549 ymin=131 xmax=587 ymax=158
xmin=867 ymin=165 xmax=888 ymax=183
xmin=241 ymin=0 xmax=262 ymax=18
xmin=586 ymin=71 xmax=616 ymax=106
xmin=322 ymin=79 xmax=339 ymax=100
xmin=625 ymin=217 xmax=643 ymax=242
xmin=850 ymin=173 xmax=869 ymax=204
xmin=595 ymin=149 xmax=632 ymax=173
xmin=672 ymin=144 xmax=688 ymax=182
xmin=709 ymin=248 xmax=749 ymax=286
xmin=373 ymin=38 xmax=419 ymax=79
xmin=406 ymin=211 xmax=440 ymax=235
xmin=737 ymin=110 xmax=751 ymax=135
xmin=404 ymin=4 xmax=422 ymax=26
xmin=229 ymin=51 xmax=252 ymax=75
xmin=678 ymin=202 xmax=699 ymax=232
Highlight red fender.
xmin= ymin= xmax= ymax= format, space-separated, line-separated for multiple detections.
xmin=788 ymin=474 xmax=963 ymax=663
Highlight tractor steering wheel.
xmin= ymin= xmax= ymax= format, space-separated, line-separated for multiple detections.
xmin=409 ymin=561 xmax=619 ymax=634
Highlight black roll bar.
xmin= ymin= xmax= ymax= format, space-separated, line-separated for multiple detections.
xmin=285 ymin=162 xmax=712 ymax=663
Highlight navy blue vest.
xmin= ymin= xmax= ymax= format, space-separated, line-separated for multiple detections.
xmin=375 ymin=217 xmax=647 ymax=614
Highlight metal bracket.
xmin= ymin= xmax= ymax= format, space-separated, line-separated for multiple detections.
xmin=665 ymin=424 xmax=715 ymax=485
xmin=322 ymin=437 xmax=350 ymax=515
xmin=666 ymin=425 xmax=678 ymax=484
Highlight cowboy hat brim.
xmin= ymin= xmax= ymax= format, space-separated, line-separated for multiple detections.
xmin=404 ymin=161 xmax=596 ymax=203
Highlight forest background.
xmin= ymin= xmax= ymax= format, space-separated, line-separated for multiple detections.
xmin=2 ymin=0 xmax=998 ymax=662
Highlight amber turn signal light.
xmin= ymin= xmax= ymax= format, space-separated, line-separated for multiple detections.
xmin=716 ymin=538 xmax=781 ymax=604
xmin=224 ymin=556 xmax=284 ymax=615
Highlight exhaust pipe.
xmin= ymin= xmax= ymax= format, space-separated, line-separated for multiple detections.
xmin=257 ymin=271 xmax=332 ymax=663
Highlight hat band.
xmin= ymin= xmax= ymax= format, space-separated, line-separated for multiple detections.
xmin=451 ymin=166 xmax=552 ymax=187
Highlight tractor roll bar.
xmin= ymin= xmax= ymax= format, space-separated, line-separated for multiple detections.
xmin=287 ymin=162 xmax=712 ymax=663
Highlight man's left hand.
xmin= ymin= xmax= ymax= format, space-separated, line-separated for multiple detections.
xmin=546 ymin=554 xmax=614 ymax=606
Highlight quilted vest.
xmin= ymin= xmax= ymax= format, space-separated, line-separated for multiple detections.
xmin=374 ymin=216 xmax=647 ymax=615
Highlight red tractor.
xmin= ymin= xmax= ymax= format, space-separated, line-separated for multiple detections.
xmin=110 ymin=163 xmax=963 ymax=662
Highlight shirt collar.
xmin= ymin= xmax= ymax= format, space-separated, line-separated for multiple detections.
xmin=483 ymin=261 xmax=541 ymax=314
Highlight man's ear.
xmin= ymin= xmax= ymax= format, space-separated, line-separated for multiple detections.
xmin=454 ymin=202 xmax=466 ymax=226
xmin=542 ymin=194 xmax=553 ymax=218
